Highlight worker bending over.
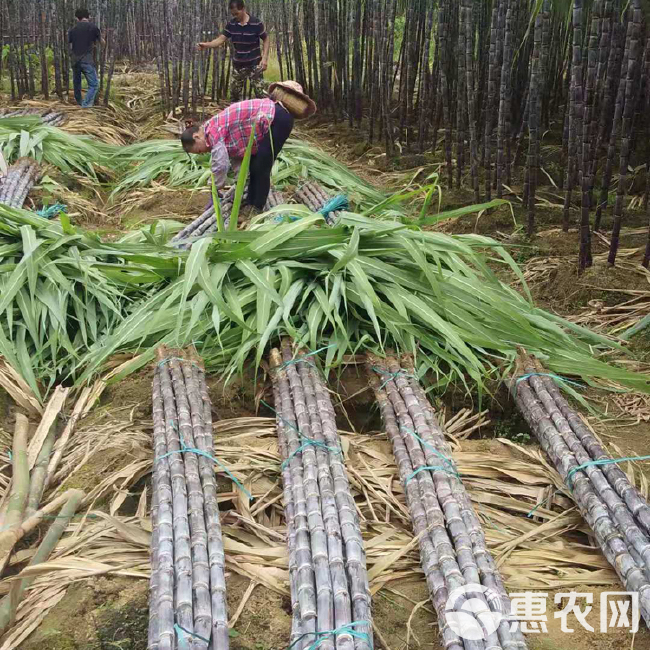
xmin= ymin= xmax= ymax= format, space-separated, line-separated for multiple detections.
xmin=181 ymin=82 xmax=316 ymax=223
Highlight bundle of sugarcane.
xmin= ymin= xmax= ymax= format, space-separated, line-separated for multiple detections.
xmin=265 ymin=189 xmax=288 ymax=209
xmin=513 ymin=353 xmax=650 ymax=626
xmin=0 ymin=108 xmax=66 ymax=127
xmin=41 ymin=112 xmax=67 ymax=127
xmin=175 ymin=189 xmax=244 ymax=250
xmin=171 ymin=186 xmax=238 ymax=244
xmin=368 ymin=355 xmax=529 ymax=650
xmin=294 ymin=181 xmax=346 ymax=225
xmin=269 ymin=340 xmax=373 ymax=650
xmin=150 ymin=347 xmax=228 ymax=650
xmin=0 ymin=159 xmax=42 ymax=209
xmin=173 ymin=188 xmax=288 ymax=248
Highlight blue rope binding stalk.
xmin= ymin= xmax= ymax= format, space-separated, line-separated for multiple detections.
xmin=36 ymin=203 xmax=67 ymax=220
xmin=318 ymin=195 xmax=349 ymax=224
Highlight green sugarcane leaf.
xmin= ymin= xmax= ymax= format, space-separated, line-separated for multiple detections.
xmin=235 ymin=259 xmax=282 ymax=304
xmin=230 ymin=120 xmax=258 ymax=231
xmin=307 ymin=301 xmax=323 ymax=350
xmin=247 ymin=214 xmax=325 ymax=257
xmin=256 ymin=267 xmax=276 ymax=335
xmin=256 ymin=302 xmax=285 ymax=367
xmin=19 ymin=130 xmax=32 ymax=158
xmin=330 ymin=227 xmax=360 ymax=274
xmin=176 ymin=237 xmax=210 ymax=334
xmin=422 ymin=200 xmax=512 ymax=227
xmin=19 ymin=225 xmax=41 ymax=301
xmin=0 ymin=257 xmax=27 ymax=314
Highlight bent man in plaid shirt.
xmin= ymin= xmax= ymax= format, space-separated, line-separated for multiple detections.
xmin=181 ymin=98 xmax=294 ymax=222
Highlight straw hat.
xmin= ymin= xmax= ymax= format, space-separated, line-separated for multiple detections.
xmin=268 ymin=81 xmax=317 ymax=119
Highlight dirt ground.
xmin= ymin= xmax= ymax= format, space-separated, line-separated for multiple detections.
xmin=5 ymin=80 xmax=650 ymax=650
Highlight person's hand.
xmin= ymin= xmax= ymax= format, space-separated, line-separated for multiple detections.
xmin=259 ymin=60 xmax=268 ymax=72
xmin=197 ymin=42 xmax=209 ymax=50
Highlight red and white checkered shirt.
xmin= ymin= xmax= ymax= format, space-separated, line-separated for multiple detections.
xmin=205 ymin=99 xmax=276 ymax=159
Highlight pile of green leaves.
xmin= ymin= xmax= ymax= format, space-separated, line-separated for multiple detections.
xmin=0 ymin=205 xmax=174 ymax=399
xmin=273 ymin=140 xmax=388 ymax=210
xmin=68 ymin=207 xmax=646 ymax=395
xmin=107 ymin=137 xmax=397 ymax=210
xmin=0 ymin=116 xmax=113 ymax=180
xmin=108 ymin=139 xmax=212 ymax=196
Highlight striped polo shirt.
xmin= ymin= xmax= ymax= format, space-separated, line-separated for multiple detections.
xmin=223 ymin=15 xmax=267 ymax=69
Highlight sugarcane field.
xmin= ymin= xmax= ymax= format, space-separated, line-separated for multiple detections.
xmin=8 ymin=1 xmax=650 ymax=650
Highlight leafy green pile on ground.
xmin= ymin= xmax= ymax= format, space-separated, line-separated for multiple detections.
xmin=0 ymin=202 xmax=645 ymax=401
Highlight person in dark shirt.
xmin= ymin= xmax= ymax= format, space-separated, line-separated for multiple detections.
xmin=198 ymin=0 xmax=271 ymax=102
xmin=68 ymin=8 xmax=101 ymax=108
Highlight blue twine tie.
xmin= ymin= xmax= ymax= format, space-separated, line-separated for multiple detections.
xmin=526 ymin=489 xmax=567 ymax=518
xmin=274 ymin=344 xmax=337 ymax=371
xmin=371 ymin=366 xmax=417 ymax=390
xmin=317 ymin=195 xmax=349 ymax=221
xmin=6 ymin=451 xmax=11 ymax=463
xmin=260 ymin=399 xmax=342 ymax=469
xmin=516 ymin=372 xmax=584 ymax=389
xmin=566 ymin=454 xmax=650 ymax=491
xmin=287 ymin=621 xmax=371 ymax=650
xmin=400 ymin=426 xmax=458 ymax=475
xmin=274 ymin=214 xmax=301 ymax=223
xmin=281 ymin=437 xmax=341 ymax=470
xmin=175 ymin=623 xmax=210 ymax=648
xmin=36 ymin=203 xmax=67 ymax=220
xmin=405 ymin=464 xmax=460 ymax=485
xmin=526 ymin=453 xmax=650 ymax=516
xmin=158 ymin=357 xmax=203 ymax=372
xmin=157 ymin=420 xmax=253 ymax=501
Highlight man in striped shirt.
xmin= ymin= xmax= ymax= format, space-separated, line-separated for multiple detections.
xmin=198 ymin=0 xmax=270 ymax=102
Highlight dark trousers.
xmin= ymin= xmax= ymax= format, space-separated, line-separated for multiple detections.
xmin=72 ymin=60 xmax=99 ymax=107
xmin=248 ymin=104 xmax=294 ymax=209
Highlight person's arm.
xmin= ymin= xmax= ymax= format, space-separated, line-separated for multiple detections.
xmin=199 ymin=34 xmax=228 ymax=50
xmin=95 ymin=26 xmax=105 ymax=48
xmin=211 ymin=140 xmax=231 ymax=189
xmin=259 ymin=24 xmax=270 ymax=71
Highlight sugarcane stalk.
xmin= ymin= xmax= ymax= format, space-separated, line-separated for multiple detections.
xmin=398 ymin=359 xmax=526 ymax=650
xmin=148 ymin=459 xmax=161 ymax=650
xmin=25 ymin=414 xmax=58 ymax=518
xmin=0 ymin=489 xmax=82 ymax=573
xmin=4 ymin=414 xmax=30 ymax=534
xmin=312 ymin=368 xmax=371 ymax=650
xmin=378 ymin=359 xmax=497 ymax=650
xmin=280 ymin=342 xmax=334 ymax=648
xmin=295 ymin=356 xmax=353 ymax=650
xmin=269 ymin=348 xmax=317 ymax=646
xmin=271 ymin=352 xmax=304 ymax=649
xmin=525 ymin=369 xmax=650 ymax=574
xmin=0 ymin=488 xmax=84 ymax=635
xmin=169 ymin=358 xmax=211 ymax=648
xmin=156 ymin=353 xmax=194 ymax=643
xmin=195 ymin=364 xmax=229 ymax=650
xmin=367 ymin=369 xmax=465 ymax=650
xmin=172 ymin=205 xmax=215 ymax=242
xmin=531 ymin=362 xmax=650 ymax=535
xmin=151 ymin=368 xmax=174 ymax=650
